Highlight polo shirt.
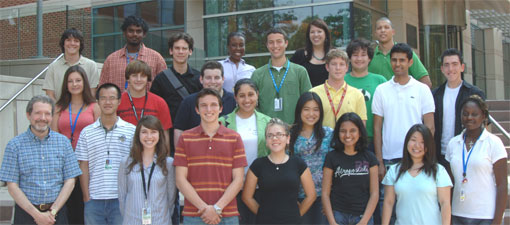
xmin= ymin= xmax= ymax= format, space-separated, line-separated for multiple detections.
xmin=173 ymin=125 xmax=247 ymax=217
xmin=372 ymin=76 xmax=435 ymax=160
xmin=117 ymin=91 xmax=172 ymax=129
xmin=0 ymin=127 xmax=82 ymax=204
xmin=345 ymin=72 xmax=387 ymax=138
xmin=368 ymin=44 xmax=428 ymax=81
xmin=75 ymin=117 xmax=135 ymax=200
xmin=219 ymin=57 xmax=256 ymax=93
xmin=173 ymin=89 xmax=236 ymax=131
xmin=43 ymin=55 xmax=99 ymax=100
xmin=310 ymin=81 xmax=367 ymax=129
xmin=150 ymin=65 xmax=202 ymax=121
xmin=99 ymin=44 xmax=167 ymax=92
xmin=251 ymin=59 xmax=312 ymax=124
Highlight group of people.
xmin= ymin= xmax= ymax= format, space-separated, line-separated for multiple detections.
xmin=0 ymin=14 xmax=507 ymax=225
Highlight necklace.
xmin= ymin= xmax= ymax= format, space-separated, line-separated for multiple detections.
xmin=267 ymin=154 xmax=288 ymax=170
xmin=312 ymin=53 xmax=324 ymax=61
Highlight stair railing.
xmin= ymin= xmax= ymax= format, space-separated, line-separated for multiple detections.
xmin=489 ymin=115 xmax=510 ymax=140
xmin=0 ymin=53 xmax=63 ymax=112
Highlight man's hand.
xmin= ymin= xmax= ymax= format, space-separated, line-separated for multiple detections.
xmin=34 ymin=211 xmax=55 ymax=225
xmin=378 ymin=161 xmax=386 ymax=182
xmin=198 ymin=205 xmax=221 ymax=225
xmin=82 ymin=195 xmax=90 ymax=203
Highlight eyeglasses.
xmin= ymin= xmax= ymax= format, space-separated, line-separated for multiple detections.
xmin=266 ymin=132 xmax=288 ymax=139
xmin=98 ymin=96 xmax=118 ymax=102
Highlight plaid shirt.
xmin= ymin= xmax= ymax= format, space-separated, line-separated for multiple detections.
xmin=99 ymin=44 xmax=167 ymax=92
xmin=0 ymin=127 xmax=82 ymax=204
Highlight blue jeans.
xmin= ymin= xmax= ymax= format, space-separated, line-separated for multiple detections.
xmin=333 ymin=210 xmax=374 ymax=225
xmin=452 ymin=216 xmax=493 ymax=225
xmin=84 ymin=199 xmax=122 ymax=225
xmin=299 ymin=197 xmax=328 ymax=225
xmin=183 ymin=216 xmax=239 ymax=225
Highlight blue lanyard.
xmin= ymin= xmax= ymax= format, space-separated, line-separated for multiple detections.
xmin=462 ymin=130 xmax=483 ymax=178
xmin=268 ymin=60 xmax=290 ymax=96
xmin=125 ymin=52 xmax=139 ymax=89
xmin=69 ymin=103 xmax=84 ymax=143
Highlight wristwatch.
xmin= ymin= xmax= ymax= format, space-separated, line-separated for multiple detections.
xmin=213 ymin=204 xmax=222 ymax=215
xmin=50 ymin=208 xmax=57 ymax=216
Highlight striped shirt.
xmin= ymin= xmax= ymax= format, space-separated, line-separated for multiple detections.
xmin=174 ymin=125 xmax=247 ymax=217
xmin=75 ymin=117 xmax=135 ymax=200
xmin=0 ymin=127 xmax=82 ymax=204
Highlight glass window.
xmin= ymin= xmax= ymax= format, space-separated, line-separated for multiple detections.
xmin=93 ymin=35 xmax=122 ymax=63
xmin=352 ymin=6 xmax=372 ymax=40
xmin=313 ymin=3 xmax=350 ymax=47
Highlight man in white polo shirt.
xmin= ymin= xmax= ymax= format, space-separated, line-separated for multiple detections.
xmin=372 ymin=43 xmax=435 ymax=178
xmin=76 ymin=83 xmax=136 ymax=225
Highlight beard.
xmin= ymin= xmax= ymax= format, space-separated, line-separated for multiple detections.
xmin=32 ymin=121 xmax=49 ymax=133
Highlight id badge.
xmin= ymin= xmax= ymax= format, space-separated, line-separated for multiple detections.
xmin=274 ymin=98 xmax=283 ymax=111
xmin=142 ymin=207 xmax=152 ymax=225
xmin=105 ymin=159 xmax=112 ymax=170
xmin=460 ymin=188 xmax=465 ymax=202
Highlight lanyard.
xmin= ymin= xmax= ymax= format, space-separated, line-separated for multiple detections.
xmin=141 ymin=162 xmax=156 ymax=200
xmin=462 ymin=130 xmax=483 ymax=178
xmin=69 ymin=103 xmax=84 ymax=143
xmin=324 ymin=83 xmax=348 ymax=119
xmin=127 ymin=91 xmax=148 ymax=121
xmin=125 ymin=52 xmax=139 ymax=89
xmin=268 ymin=60 xmax=290 ymax=96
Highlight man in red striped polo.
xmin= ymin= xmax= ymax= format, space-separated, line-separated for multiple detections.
xmin=174 ymin=88 xmax=247 ymax=225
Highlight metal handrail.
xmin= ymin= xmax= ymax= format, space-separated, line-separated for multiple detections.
xmin=0 ymin=53 xmax=63 ymax=112
xmin=489 ymin=115 xmax=510 ymax=140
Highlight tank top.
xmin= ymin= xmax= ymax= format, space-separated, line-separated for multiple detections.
xmin=58 ymin=102 xmax=96 ymax=149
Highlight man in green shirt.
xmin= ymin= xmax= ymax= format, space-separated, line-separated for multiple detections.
xmin=345 ymin=38 xmax=387 ymax=145
xmin=251 ymin=28 xmax=312 ymax=124
xmin=368 ymin=17 xmax=432 ymax=88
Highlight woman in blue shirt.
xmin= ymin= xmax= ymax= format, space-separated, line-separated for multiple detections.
xmin=289 ymin=92 xmax=333 ymax=224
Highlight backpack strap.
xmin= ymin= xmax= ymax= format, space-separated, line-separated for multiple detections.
xmin=163 ymin=68 xmax=190 ymax=99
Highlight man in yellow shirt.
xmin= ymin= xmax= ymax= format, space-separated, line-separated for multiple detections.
xmin=310 ymin=49 xmax=367 ymax=128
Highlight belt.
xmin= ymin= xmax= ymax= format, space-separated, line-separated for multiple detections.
xmin=33 ymin=202 xmax=53 ymax=212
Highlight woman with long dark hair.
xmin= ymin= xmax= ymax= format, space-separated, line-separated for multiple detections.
xmin=322 ymin=112 xmax=378 ymax=225
xmin=289 ymin=92 xmax=332 ymax=224
xmin=118 ymin=115 xmax=176 ymax=225
xmin=382 ymin=124 xmax=452 ymax=225
xmin=50 ymin=65 xmax=99 ymax=225
xmin=290 ymin=18 xmax=331 ymax=86
xmin=446 ymin=95 xmax=508 ymax=225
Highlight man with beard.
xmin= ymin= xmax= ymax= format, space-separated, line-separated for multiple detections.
xmin=99 ymin=15 xmax=167 ymax=92
xmin=0 ymin=95 xmax=82 ymax=224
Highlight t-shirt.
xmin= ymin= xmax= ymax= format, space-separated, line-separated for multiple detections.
xmin=344 ymin=72 xmax=387 ymax=138
xmin=446 ymin=129 xmax=507 ymax=219
xmin=117 ymin=92 xmax=172 ymax=129
xmin=440 ymin=84 xmax=461 ymax=155
xmin=368 ymin=44 xmax=428 ymax=81
xmin=382 ymin=164 xmax=452 ymax=225
xmin=372 ymin=76 xmax=435 ymax=160
xmin=323 ymin=150 xmax=378 ymax=215
xmin=236 ymin=114 xmax=258 ymax=174
xmin=250 ymin=156 xmax=307 ymax=224
xmin=290 ymin=49 xmax=329 ymax=87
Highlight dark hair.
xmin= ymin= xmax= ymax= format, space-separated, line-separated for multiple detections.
xmin=304 ymin=19 xmax=331 ymax=61
xmin=234 ymin=78 xmax=258 ymax=96
xmin=121 ymin=15 xmax=148 ymax=34
xmin=266 ymin=28 xmax=288 ymax=42
xmin=200 ymin=61 xmax=224 ymax=78
xmin=27 ymin=95 xmax=55 ymax=115
xmin=127 ymin=115 xmax=168 ymax=176
xmin=396 ymin=124 xmax=438 ymax=181
xmin=390 ymin=43 xmax=413 ymax=60
xmin=330 ymin=112 xmax=368 ymax=153
xmin=95 ymin=83 xmax=121 ymax=100
xmin=125 ymin=60 xmax=152 ymax=81
xmin=56 ymin=65 xmax=96 ymax=112
xmin=460 ymin=95 xmax=489 ymax=126
xmin=289 ymin=92 xmax=325 ymax=155
xmin=195 ymin=88 xmax=223 ymax=109
xmin=227 ymin=32 xmax=245 ymax=46
xmin=346 ymin=38 xmax=374 ymax=60
xmin=168 ymin=32 xmax=194 ymax=51
xmin=59 ymin=28 xmax=84 ymax=54
xmin=441 ymin=48 xmax=464 ymax=65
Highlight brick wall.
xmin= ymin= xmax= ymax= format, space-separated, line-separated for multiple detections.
xmin=0 ymin=0 xmax=37 ymax=8
xmin=0 ymin=7 xmax=93 ymax=60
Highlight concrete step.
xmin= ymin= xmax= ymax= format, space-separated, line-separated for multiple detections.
xmin=489 ymin=110 xmax=510 ymax=122
xmin=493 ymin=121 xmax=510 ymax=132
xmin=487 ymin=100 xmax=510 ymax=111
xmin=495 ymin=133 xmax=510 ymax=146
